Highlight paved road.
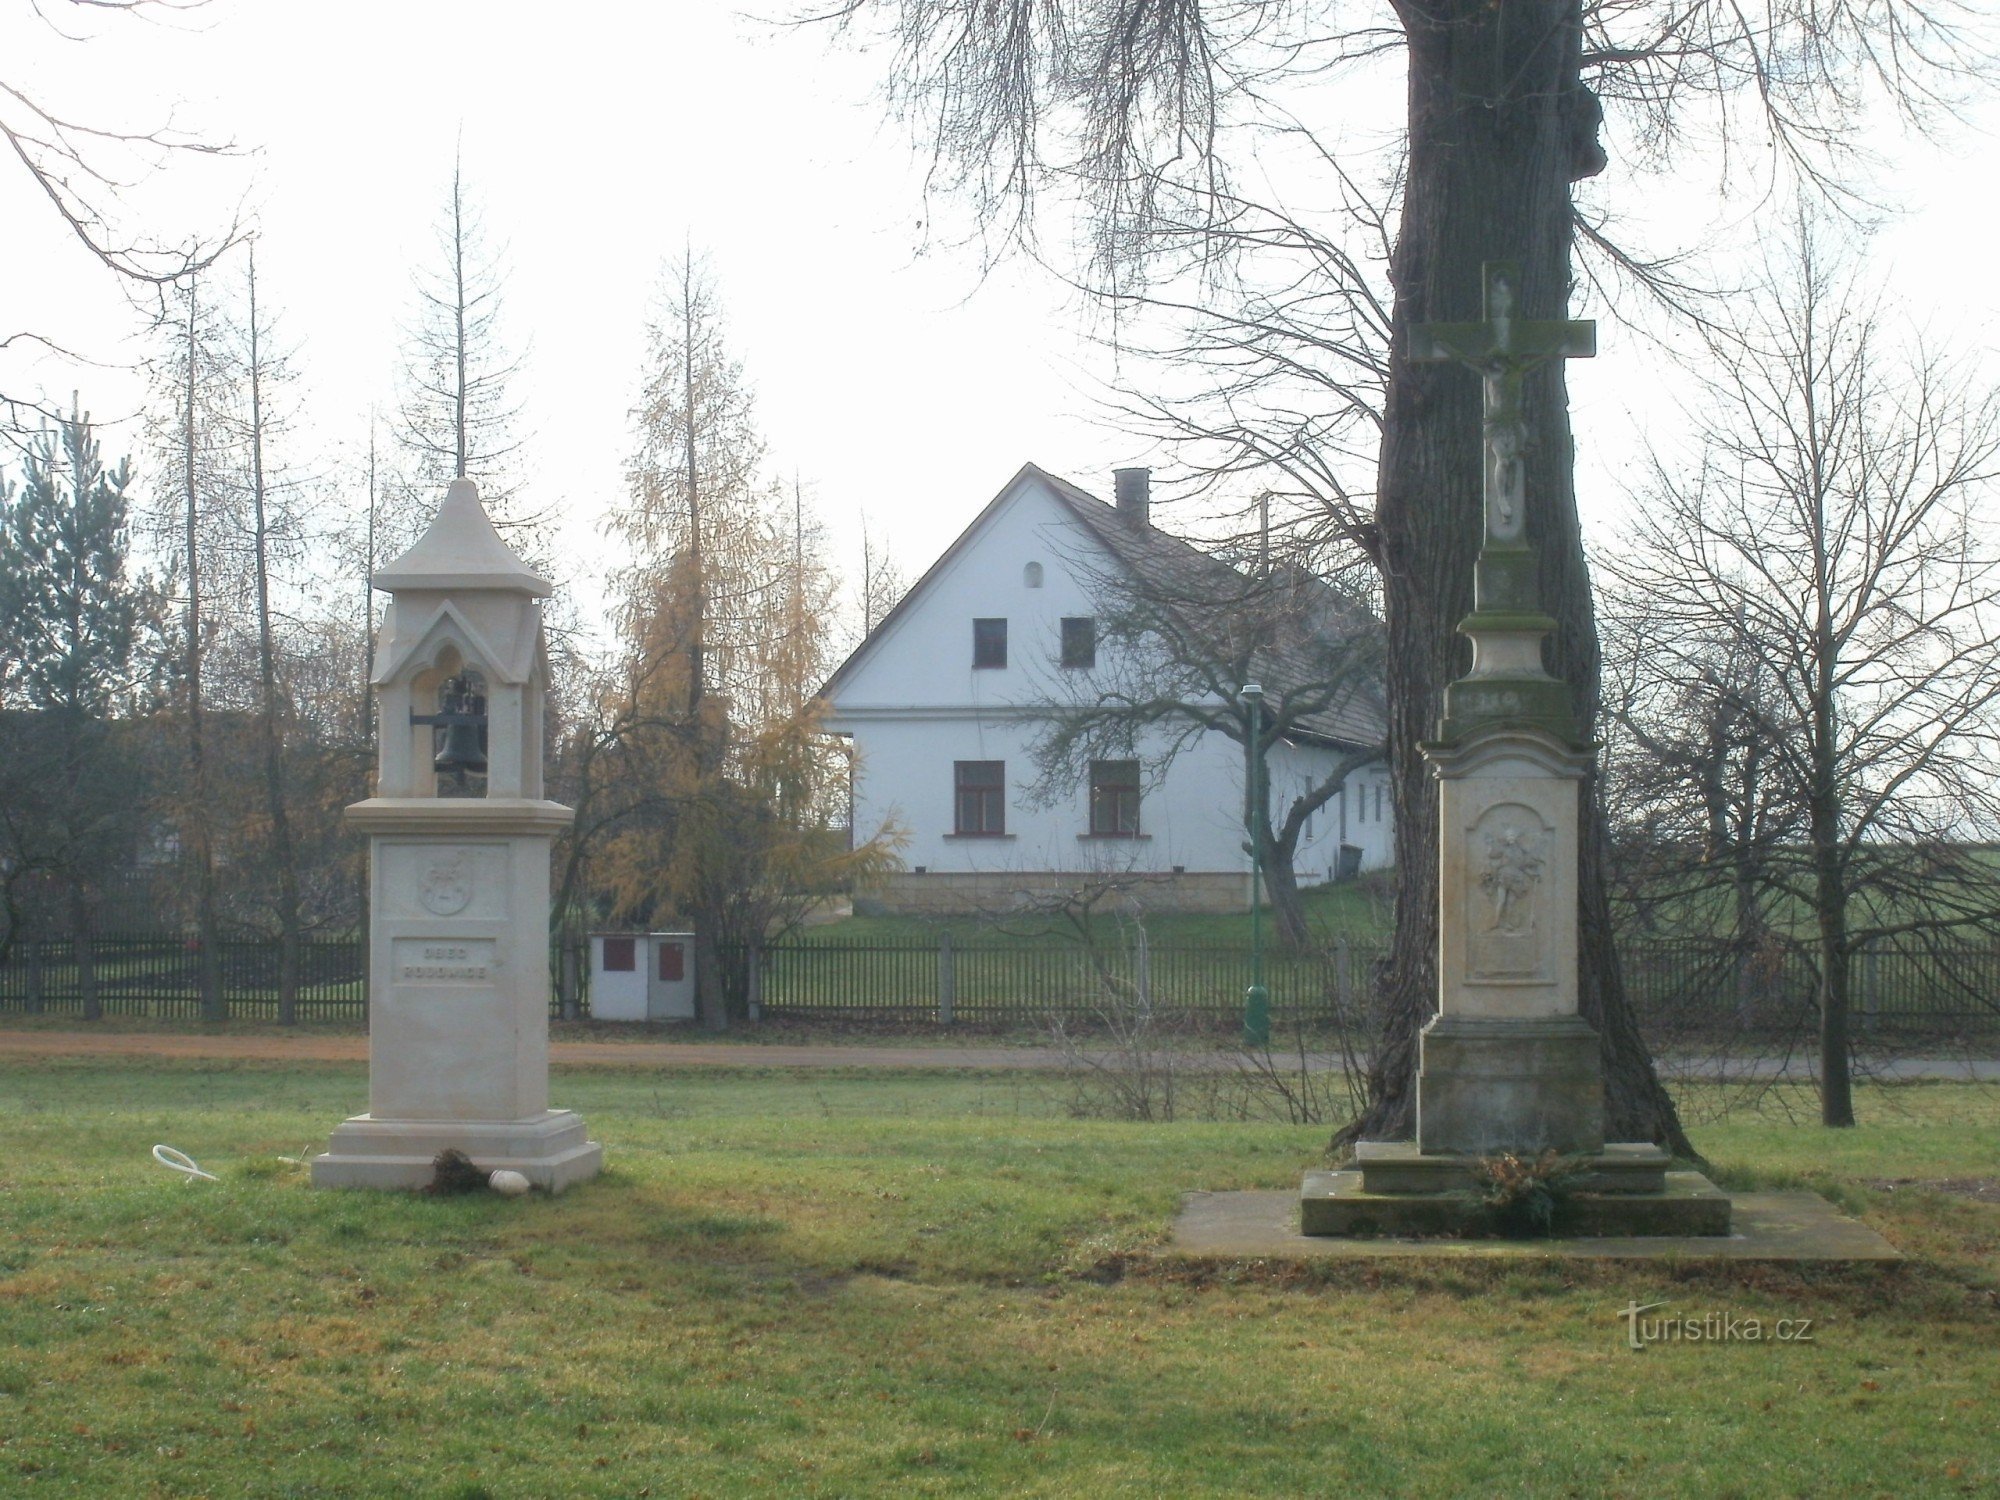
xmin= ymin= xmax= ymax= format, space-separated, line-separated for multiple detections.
xmin=1 ymin=1029 xmax=1994 ymax=1080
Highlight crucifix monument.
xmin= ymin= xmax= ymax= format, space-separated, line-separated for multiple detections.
xmin=312 ymin=478 xmax=603 ymax=1193
xmin=1303 ymin=263 xmax=1728 ymax=1235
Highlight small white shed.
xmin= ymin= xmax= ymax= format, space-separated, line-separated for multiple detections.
xmin=588 ymin=932 xmax=697 ymax=1022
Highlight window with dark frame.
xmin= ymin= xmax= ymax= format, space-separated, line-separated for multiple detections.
xmin=1089 ymin=759 xmax=1141 ymax=836
xmin=954 ymin=760 xmax=1006 ymax=834
xmin=1060 ymin=616 xmax=1096 ymax=670
xmin=972 ymin=617 xmax=1008 ymax=668
xmin=601 ymin=937 xmax=636 ymax=972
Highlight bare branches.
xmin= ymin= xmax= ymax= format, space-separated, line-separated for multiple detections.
xmin=3 ymin=0 xmax=241 ymax=435
xmin=1597 ymin=214 xmax=2000 ymax=1120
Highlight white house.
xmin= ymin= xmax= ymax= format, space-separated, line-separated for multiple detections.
xmin=820 ymin=463 xmax=1394 ymax=914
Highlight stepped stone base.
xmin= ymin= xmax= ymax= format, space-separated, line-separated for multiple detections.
xmin=1301 ymin=1166 xmax=1731 ymax=1239
xmin=1354 ymin=1139 xmax=1672 ymax=1194
xmin=311 ymin=1110 xmax=603 ymax=1193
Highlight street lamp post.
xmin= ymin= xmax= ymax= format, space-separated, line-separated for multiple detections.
xmin=1241 ymin=682 xmax=1271 ymax=1047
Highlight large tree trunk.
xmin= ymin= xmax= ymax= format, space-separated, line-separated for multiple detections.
xmin=1262 ymin=850 xmax=1310 ymax=951
xmin=1340 ymin=0 xmax=1692 ymax=1155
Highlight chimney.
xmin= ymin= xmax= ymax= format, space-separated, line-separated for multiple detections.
xmin=1113 ymin=467 xmax=1151 ymax=527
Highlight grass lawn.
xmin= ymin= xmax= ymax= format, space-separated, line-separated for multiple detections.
xmin=0 ymin=1060 xmax=1995 ymax=1497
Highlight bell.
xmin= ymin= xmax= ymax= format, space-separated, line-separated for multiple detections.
xmin=430 ymin=673 xmax=489 ymax=790
xmin=433 ymin=719 xmax=488 ymax=781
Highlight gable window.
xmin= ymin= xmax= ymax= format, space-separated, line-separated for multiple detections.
xmin=954 ymin=760 xmax=1006 ymax=834
xmin=1023 ymin=561 xmax=1044 ymax=588
xmin=972 ymin=617 xmax=1008 ymax=669
xmin=1060 ymin=616 xmax=1097 ymax=670
xmin=1089 ymin=759 xmax=1141 ymax=836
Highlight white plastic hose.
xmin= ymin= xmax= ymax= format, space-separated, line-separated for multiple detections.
xmin=152 ymin=1144 xmax=218 ymax=1182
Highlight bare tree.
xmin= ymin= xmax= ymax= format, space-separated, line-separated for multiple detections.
xmin=235 ymin=245 xmax=309 ymax=1021
xmin=2 ymin=0 xmax=237 ymax=437
xmin=1027 ymin=526 xmax=1385 ymax=948
xmin=812 ymin=0 xmax=1987 ymax=1153
xmin=1599 ymin=599 xmax=1802 ymax=1024
xmin=856 ymin=512 xmax=909 ymax=641
xmin=152 ymin=272 xmax=229 ymax=1017
xmin=394 ymin=155 xmax=538 ymax=553
xmin=1599 ymin=221 xmax=2000 ymax=1126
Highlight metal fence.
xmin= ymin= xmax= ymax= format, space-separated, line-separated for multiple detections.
xmin=0 ymin=935 xmax=366 ymax=1021
xmin=741 ymin=936 xmax=1375 ymax=1026
xmin=0 ymin=929 xmax=1994 ymax=1036
xmin=1621 ymin=938 xmax=2000 ymax=1038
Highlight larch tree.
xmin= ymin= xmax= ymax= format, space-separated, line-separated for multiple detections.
xmin=594 ymin=253 xmax=897 ymax=1028
xmin=813 ymin=0 xmax=1986 ymax=1152
xmin=233 ymin=245 xmax=310 ymax=1023
xmin=149 ymin=271 xmax=236 ymax=1019
xmin=393 ymin=157 xmax=541 ymax=558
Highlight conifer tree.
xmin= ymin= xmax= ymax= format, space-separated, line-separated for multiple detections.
xmin=0 ymin=404 xmax=157 ymax=1017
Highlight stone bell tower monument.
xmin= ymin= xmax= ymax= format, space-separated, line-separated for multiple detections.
xmin=313 ymin=479 xmax=603 ymax=1192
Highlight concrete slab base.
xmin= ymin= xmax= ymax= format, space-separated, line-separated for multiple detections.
xmin=311 ymin=1110 xmax=603 ymax=1193
xmin=1302 ymin=1167 xmax=1732 ymax=1237
xmin=1171 ymin=1187 xmax=1901 ymax=1261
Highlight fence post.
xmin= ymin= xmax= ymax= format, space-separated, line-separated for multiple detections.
xmin=1135 ymin=922 xmax=1151 ymax=1021
xmin=1861 ymin=943 xmax=1878 ymax=1035
xmin=938 ymin=931 xmax=955 ymax=1026
xmin=558 ymin=941 xmax=582 ymax=1022
xmin=747 ymin=943 xmax=763 ymax=1023
xmin=25 ymin=939 xmax=44 ymax=1016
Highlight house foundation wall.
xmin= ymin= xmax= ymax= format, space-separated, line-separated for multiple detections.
xmin=858 ymin=869 xmax=1253 ymax=916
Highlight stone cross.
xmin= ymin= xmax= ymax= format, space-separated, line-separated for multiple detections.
xmin=1410 ymin=262 xmax=1594 ymax=546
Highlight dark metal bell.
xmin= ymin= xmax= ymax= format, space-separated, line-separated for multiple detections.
xmin=433 ymin=719 xmax=488 ymax=780
xmin=430 ymin=673 xmax=489 ymax=789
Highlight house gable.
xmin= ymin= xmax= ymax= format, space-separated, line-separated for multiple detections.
xmin=822 ymin=464 xmax=1120 ymax=717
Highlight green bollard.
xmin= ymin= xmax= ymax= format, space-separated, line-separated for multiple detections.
xmin=1243 ymin=982 xmax=1270 ymax=1049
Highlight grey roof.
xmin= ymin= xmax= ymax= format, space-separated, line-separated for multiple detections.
xmin=1032 ymin=468 xmax=1387 ymax=749
xmin=820 ymin=462 xmax=1386 ymax=751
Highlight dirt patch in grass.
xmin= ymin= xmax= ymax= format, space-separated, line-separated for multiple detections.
xmin=1869 ymin=1176 xmax=2000 ymax=1203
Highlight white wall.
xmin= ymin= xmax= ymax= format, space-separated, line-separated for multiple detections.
xmin=827 ymin=469 xmax=1393 ymax=880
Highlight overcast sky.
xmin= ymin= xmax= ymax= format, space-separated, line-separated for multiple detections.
xmin=6 ymin=0 xmax=1997 ymax=647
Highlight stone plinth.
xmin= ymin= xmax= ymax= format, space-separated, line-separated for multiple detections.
xmin=1417 ymin=1014 xmax=1603 ymax=1157
xmin=312 ymin=1111 xmax=602 ymax=1193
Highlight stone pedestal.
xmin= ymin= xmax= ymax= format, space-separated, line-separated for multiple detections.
xmin=1416 ymin=1015 xmax=1603 ymax=1158
xmin=312 ymin=479 xmax=602 ymax=1194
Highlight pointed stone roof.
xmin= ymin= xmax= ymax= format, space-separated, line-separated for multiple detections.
xmin=373 ymin=478 xmax=552 ymax=597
